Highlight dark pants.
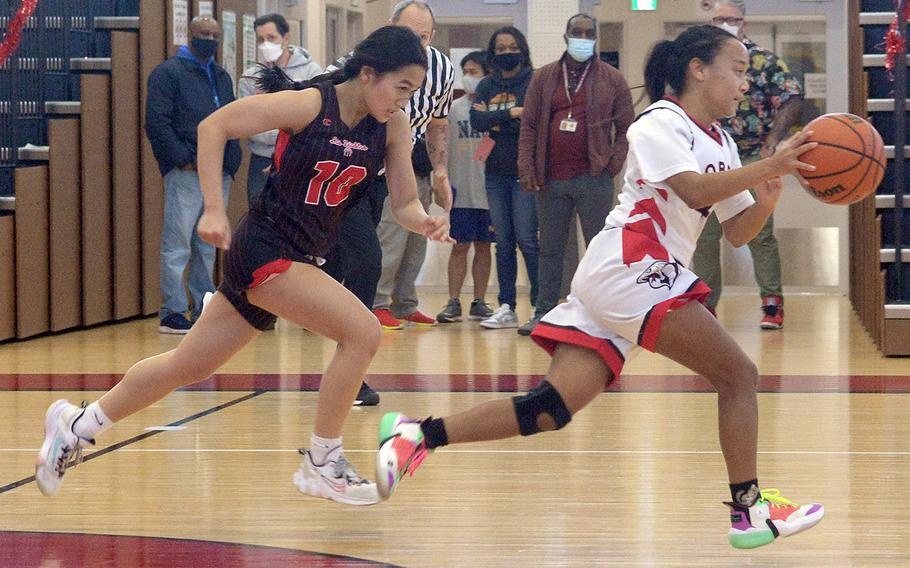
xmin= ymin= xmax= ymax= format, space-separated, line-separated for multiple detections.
xmin=322 ymin=176 xmax=386 ymax=308
xmin=247 ymin=153 xmax=272 ymax=208
xmin=535 ymin=171 xmax=614 ymax=314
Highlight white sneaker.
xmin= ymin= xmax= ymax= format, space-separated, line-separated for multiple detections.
xmin=293 ymin=449 xmax=379 ymax=506
xmin=35 ymin=400 xmax=95 ymax=497
xmin=479 ymin=304 xmax=519 ymax=329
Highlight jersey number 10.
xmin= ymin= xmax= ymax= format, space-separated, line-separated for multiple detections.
xmin=305 ymin=160 xmax=368 ymax=207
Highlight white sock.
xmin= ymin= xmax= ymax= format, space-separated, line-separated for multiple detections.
xmin=309 ymin=434 xmax=343 ymax=466
xmin=72 ymin=401 xmax=113 ymax=440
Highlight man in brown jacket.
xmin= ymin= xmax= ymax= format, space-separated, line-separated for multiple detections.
xmin=516 ymin=13 xmax=634 ymax=335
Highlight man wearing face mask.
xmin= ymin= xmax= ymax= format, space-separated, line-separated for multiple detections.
xmin=145 ymin=15 xmax=240 ymax=334
xmin=515 ymin=13 xmax=634 ymax=336
xmin=238 ymin=14 xmax=322 ymax=208
xmin=691 ymin=0 xmax=803 ymax=330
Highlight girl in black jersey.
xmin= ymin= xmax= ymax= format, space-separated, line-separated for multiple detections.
xmin=36 ymin=26 xmax=452 ymax=506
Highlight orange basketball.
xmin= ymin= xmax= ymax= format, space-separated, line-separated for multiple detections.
xmin=798 ymin=113 xmax=886 ymax=205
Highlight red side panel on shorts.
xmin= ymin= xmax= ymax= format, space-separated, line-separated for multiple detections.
xmin=638 ymin=281 xmax=712 ymax=352
xmin=621 ymin=221 xmax=669 ymax=266
xmin=249 ymin=259 xmax=292 ymax=289
xmin=531 ymin=323 xmax=625 ymax=382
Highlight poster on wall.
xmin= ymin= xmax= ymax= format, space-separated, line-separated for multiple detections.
xmin=198 ymin=1 xmax=213 ymax=17
xmin=222 ymin=11 xmax=237 ymax=94
xmin=243 ymin=14 xmax=257 ymax=71
xmin=172 ymin=0 xmax=188 ymax=46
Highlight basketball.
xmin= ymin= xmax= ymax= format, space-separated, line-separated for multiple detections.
xmin=798 ymin=113 xmax=886 ymax=205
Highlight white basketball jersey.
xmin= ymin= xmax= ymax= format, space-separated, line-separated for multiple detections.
xmin=605 ymin=98 xmax=754 ymax=266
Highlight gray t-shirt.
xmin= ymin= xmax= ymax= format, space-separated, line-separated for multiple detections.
xmin=448 ymin=95 xmax=488 ymax=210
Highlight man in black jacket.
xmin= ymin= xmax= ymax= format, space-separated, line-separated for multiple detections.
xmin=145 ymin=16 xmax=240 ymax=334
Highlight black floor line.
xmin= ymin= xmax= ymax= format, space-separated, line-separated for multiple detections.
xmin=0 ymin=390 xmax=266 ymax=495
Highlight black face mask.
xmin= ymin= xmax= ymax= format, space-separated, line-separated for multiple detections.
xmin=492 ymin=52 xmax=522 ymax=71
xmin=191 ymin=38 xmax=219 ymax=59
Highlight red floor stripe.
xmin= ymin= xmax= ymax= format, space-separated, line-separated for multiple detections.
xmin=1 ymin=373 xmax=910 ymax=393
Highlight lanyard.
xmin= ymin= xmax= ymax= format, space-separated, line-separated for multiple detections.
xmin=562 ymin=59 xmax=592 ymax=119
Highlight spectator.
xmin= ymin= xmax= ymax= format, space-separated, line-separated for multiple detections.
xmin=371 ymin=0 xmax=455 ymax=330
xmin=516 ymin=13 xmax=634 ymax=336
xmin=436 ymin=51 xmax=495 ymax=323
xmin=471 ymin=26 xmax=538 ymax=330
xmin=238 ymin=13 xmax=322 ymax=208
xmin=145 ymin=16 xmax=239 ymax=334
xmin=691 ymin=0 xmax=803 ymax=329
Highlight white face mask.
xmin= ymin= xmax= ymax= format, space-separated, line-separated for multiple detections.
xmin=461 ymin=75 xmax=482 ymax=95
xmin=258 ymin=41 xmax=284 ymax=63
xmin=717 ymin=22 xmax=741 ymax=38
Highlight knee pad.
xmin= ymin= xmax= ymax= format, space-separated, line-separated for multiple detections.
xmin=512 ymin=380 xmax=572 ymax=436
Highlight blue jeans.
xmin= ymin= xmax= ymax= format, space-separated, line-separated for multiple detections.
xmin=160 ymin=168 xmax=231 ymax=320
xmin=485 ymin=173 xmax=539 ymax=309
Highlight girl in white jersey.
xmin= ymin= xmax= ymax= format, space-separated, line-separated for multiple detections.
xmin=376 ymin=25 xmax=824 ymax=549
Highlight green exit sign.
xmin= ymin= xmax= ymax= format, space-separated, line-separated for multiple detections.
xmin=632 ymin=0 xmax=657 ymax=9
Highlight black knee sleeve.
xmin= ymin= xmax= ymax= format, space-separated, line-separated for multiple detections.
xmin=512 ymin=380 xmax=572 ymax=436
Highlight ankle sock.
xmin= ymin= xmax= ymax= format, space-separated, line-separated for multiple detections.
xmin=420 ymin=417 xmax=449 ymax=449
xmin=730 ymin=479 xmax=760 ymax=506
xmin=310 ymin=434 xmax=343 ymax=465
xmin=71 ymin=401 xmax=112 ymax=440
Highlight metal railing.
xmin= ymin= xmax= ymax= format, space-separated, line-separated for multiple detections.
xmin=894 ymin=0 xmax=907 ymax=302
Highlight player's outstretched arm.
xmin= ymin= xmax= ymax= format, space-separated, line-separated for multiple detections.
xmin=385 ymin=112 xmax=455 ymax=243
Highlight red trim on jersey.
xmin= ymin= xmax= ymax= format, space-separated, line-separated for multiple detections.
xmin=273 ymin=130 xmax=291 ymax=172
xmin=622 ymin=221 xmax=669 ymax=266
xmin=531 ymin=323 xmax=624 ymax=382
xmin=662 ymin=96 xmax=723 ymax=146
xmin=655 ymin=188 xmax=669 ymax=201
xmin=249 ymin=259 xmax=293 ymax=289
xmin=637 ymin=281 xmax=712 ymax=352
xmin=628 ymin=197 xmax=667 ymax=234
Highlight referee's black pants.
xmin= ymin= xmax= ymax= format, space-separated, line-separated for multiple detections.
xmin=322 ymin=176 xmax=386 ymax=309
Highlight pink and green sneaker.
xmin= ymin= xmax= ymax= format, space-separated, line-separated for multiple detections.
xmin=376 ymin=412 xmax=429 ymax=500
xmin=727 ymin=489 xmax=824 ymax=549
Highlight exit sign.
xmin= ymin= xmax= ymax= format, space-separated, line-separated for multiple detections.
xmin=632 ymin=0 xmax=657 ymax=9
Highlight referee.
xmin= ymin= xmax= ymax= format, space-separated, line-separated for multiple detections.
xmin=323 ymin=0 xmax=455 ymax=406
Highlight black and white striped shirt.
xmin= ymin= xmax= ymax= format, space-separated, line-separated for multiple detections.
xmin=328 ymin=46 xmax=455 ymax=142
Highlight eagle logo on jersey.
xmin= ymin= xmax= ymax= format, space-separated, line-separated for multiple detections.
xmin=330 ymin=136 xmax=369 ymax=157
xmin=636 ymin=260 xmax=679 ymax=290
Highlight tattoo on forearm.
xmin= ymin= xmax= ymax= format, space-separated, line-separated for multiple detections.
xmin=427 ymin=121 xmax=450 ymax=170
xmin=769 ymin=98 xmax=803 ymax=142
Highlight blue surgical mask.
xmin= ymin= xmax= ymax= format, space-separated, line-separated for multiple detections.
xmin=566 ymin=38 xmax=596 ymax=63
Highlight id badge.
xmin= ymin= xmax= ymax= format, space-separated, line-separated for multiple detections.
xmin=559 ymin=118 xmax=578 ymax=133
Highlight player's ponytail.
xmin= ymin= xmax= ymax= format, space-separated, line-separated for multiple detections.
xmin=644 ymin=24 xmax=737 ymax=102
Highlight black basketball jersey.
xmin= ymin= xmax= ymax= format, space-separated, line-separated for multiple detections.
xmin=255 ymin=81 xmax=388 ymax=258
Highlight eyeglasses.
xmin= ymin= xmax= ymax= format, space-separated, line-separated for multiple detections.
xmin=712 ymin=16 xmax=744 ymax=25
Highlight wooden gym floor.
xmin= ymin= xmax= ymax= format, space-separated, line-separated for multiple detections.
xmin=0 ymin=293 xmax=909 ymax=567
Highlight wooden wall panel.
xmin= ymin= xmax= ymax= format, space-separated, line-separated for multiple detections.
xmin=80 ymin=74 xmax=113 ymax=326
xmin=111 ymin=31 xmax=142 ymax=319
xmin=0 ymin=216 xmax=14 ymax=340
xmin=13 ymin=167 xmax=50 ymax=338
xmin=141 ymin=0 xmax=167 ymax=316
xmin=48 ymin=118 xmax=83 ymax=331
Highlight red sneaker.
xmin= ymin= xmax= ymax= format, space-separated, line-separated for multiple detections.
xmin=372 ymin=309 xmax=403 ymax=330
xmin=400 ymin=310 xmax=437 ymax=327
xmin=760 ymin=295 xmax=784 ymax=330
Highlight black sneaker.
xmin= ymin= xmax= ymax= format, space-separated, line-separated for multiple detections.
xmin=354 ymin=382 xmax=380 ymax=406
xmin=436 ymin=298 xmax=462 ymax=323
xmin=468 ymin=299 xmax=494 ymax=320
xmin=158 ymin=313 xmax=193 ymax=335
xmin=517 ymin=311 xmax=544 ymax=336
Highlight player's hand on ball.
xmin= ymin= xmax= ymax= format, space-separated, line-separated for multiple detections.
xmin=423 ymin=215 xmax=455 ymax=244
xmin=198 ymin=210 xmax=232 ymax=250
xmin=770 ymin=130 xmax=817 ymax=178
